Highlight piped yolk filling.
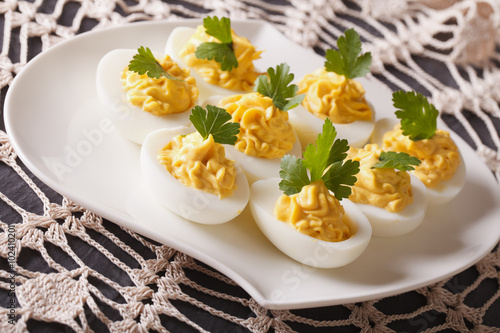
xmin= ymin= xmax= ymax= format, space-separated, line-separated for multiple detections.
xmin=298 ymin=68 xmax=372 ymax=124
xmin=180 ymin=25 xmax=262 ymax=92
xmin=274 ymin=180 xmax=352 ymax=242
xmin=122 ymin=55 xmax=198 ymax=116
xmin=348 ymin=144 xmax=413 ymax=212
xmin=219 ymin=92 xmax=296 ymax=159
xmin=158 ymin=132 xmax=236 ymax=199
xmin=382 ymin=125 xmax=460 ymax=188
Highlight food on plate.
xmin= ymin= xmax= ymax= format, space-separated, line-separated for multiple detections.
xmin=370 ymin=91 xmax=466 ymax=206
xmin=219 ymin=92 xmax=297 ymax=158
xmin=347 ymin=144 xmax=428 ymax=237
xmin=288 ymin=28 xmax=375 ymax=149
xmin=140 ymin=104 xmax=249 ymax=224
xmin=126 ymin=46 xmax=198 ymax=115
xmin=96 ymin=47 xmax=198 ymax=144
xmin=165 ymin=16 xmax=262 ymax=102
xmin=205 ymin=63 xmax=303 ymax=184
xmin=250 ymin=118 xmax=372 ymax=268
xmin=348 ymin=145 xmax=419 ymax=212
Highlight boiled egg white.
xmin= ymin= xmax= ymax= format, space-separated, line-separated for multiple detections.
xmin=225 ymin=136 xmax=302 ymax=184
xmin=288 ymin=104 xmax=375 ymax=150
xmin=352 ymin=174 xmax=428 ymax=237
xmin=203 ymin=95 xmax=303 ymax=184
xmin=370 ymin=117 xmax=466 ymax=206
xmin=164 ymin=27 xmax=244 ymax=103
xmin=96 ymin=48 xmax=196 ymax=144
xmin=140 ymin=127 xmax=250 ymax=224
xmin=249 ymin=178 xmax=372 ymax=268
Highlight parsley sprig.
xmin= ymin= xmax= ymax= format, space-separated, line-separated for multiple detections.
xmin=254 ymin=63 xmax=305 ymax=111
xmin=279 ymin=118 xmax=360 ymax=199
xmin=189 ymin=105 xmax=240 ymax=145
xmin=371 ymin=151 xmax=421 ymax=171
xmin=393 ymin=90 xmax=439 ymax=141
xmin=195 ymin=16 xmax=238 ymax=72
xmin=128 ymin=46 xmax=181 ymax=81
xmin=324 ymin=28 xmax=371 ymax=79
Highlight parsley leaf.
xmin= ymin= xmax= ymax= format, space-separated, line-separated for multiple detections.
xmin=278 ymin=118 xmax=359 ymax=199
xmin=371 ymin=151 xmax=421 ymax=171
xmin=322 ymin=159 xmax=360 ymax=200
xmin=195 ymin=16 xmax=238 ymax=72
xmin=202 ymin=16 xmax=232 ymax=43
xmin=324 ymin=28 xmax=371 ymax=79
xmin=393 ymin=90 xmax=439 ymax=141
xmin=128 ymin=46 xmax=181 ymax=81
xmin=195 ymin=43 xmax=238 ymax=72
xmin=302 ymin=119 xmax=338 ymax=181
xmin=189 ymin=105 xmax=240 ymax=145
xmin=254 ymin=63 xmax=305 ymax=111
xmin=278 ymin=155 xmax=310 ymax=196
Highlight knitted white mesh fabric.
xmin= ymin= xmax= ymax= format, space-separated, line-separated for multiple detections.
xmin=1 ymin=0 xmax=499 ymax=332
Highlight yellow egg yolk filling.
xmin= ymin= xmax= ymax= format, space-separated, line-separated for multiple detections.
xmin=122 ymin=55 xmax=198 ymax=116
xmin=158 ymin=132 xmax=237 ymax=199
xmin=382 ymin=125 xmax=461 ymax=188
xmin=298 ymin=68 xmax=372 ymax=124
xmin=179 ymin=25 xmax=262 ymax=92
xmin=348 ymin=144 xmax=413 ymax=212
xmin=218 ymin=92 xmax=296 ymax=159
xmin=274 ymin=180 xmax=352 ymax=242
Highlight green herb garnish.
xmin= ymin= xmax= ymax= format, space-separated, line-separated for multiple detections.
xmin=189 ymin=105 xmax=240 ymax=145
xmin=324 ymin=28 xmax=371 ymax=79
xmin=279 ymin=118 xmax=360 ymax=199
xmin=195 ymin=16 xmax=238 ymax=72
xmin=254 ymin=63 xmax=305 ymax=111
xmin=128 ymin=46 xmax=181 ymax=81
xmin=371 ymin=151 xmax=421 ymax=171
xmin=393 ymin=90 xmax=439 ymax=141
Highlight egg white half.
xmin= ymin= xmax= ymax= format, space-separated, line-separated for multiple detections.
xmin=249 ymin=178 xmax=372 ymax=268
xmin=140 ymin=127 xmax=250 ymax=224
xmin=288 ymin=104 xmax=375 ymax=150
xmin=203 ymin=95 xmax=303 ymax=184
xmin=164 ymin=27 xmax=243 ymax=104
xmin=96 ymin=49 xmax=194 ymax=144
xmin=225 ymin=135 xmax=302 ymax=184
xmin=370 ymin=117 xmax=466 ymax=206
xmin=353 ymin=174 xmax=428 ymax=237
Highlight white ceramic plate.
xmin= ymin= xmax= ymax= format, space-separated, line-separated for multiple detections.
xmin=5 ymin=20 xmax=500 ymax=310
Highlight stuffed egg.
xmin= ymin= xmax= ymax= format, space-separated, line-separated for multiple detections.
xmin=164 ymin=17 xmax=263 ymax=102
xmin=248 ymin=118 xmax=372 ymax=268
xmin=347 ymin=144 xmax=428 ymax=237
xmin=289 ymin=29 xmax=375 ymax=150
xmin=204 ymin=94 xmax=302 ymax=184
xmin=289 ymin=68 xmax=375 ymax=150
xmin=140 ymin=126 xmax=249 ymax=224
xmin=96 ymin=48 xmax=199 ymax=144
xmin=250 ymin=178 xmax=372 ymax=268
xmin=371 ymin=117 xmax=466 ymax=206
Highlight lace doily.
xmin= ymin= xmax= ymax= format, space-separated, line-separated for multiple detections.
xmin=1 ymin=0 xmax=499 ymax=332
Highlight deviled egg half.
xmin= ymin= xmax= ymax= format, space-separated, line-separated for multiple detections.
xmin=347 ymin=144 xmax=428 ymax=237
xmin=164 ymin=16 xmax=263 ymax=103
xmin=370 ymin=91 xmax=466 ymax=206
xmin=202 ymin=63 xmax=303 ymax=184
xmin=96 ymin=47 xmax=199 ymax=144
xmin=250 ymin=118 xmax=372 ymax=268
xmin=289 ymin=28 xmax=375 ymax=149
xmin=140 ymin=105 xmax=249 ymax=224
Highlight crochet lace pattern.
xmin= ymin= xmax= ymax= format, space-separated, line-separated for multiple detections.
xmin=1 ymin=0 xmax=499 ymax=332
